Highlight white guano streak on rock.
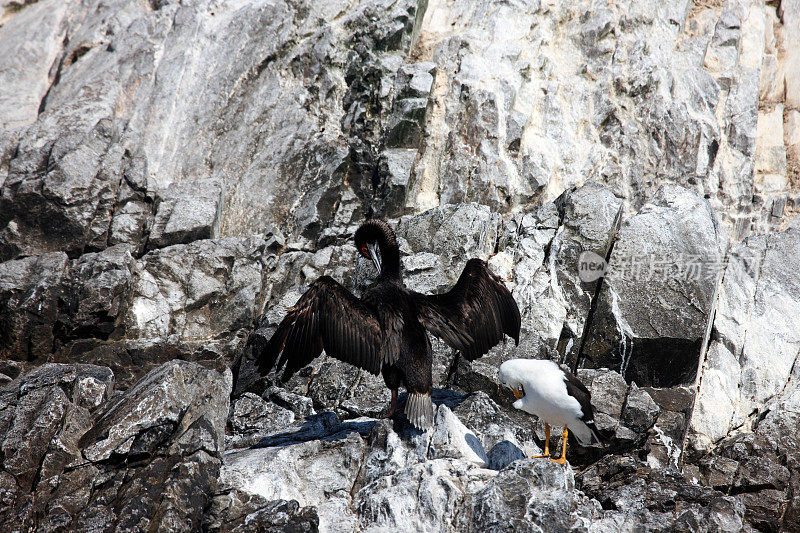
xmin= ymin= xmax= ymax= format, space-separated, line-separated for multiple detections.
xmin=407 ymin=65 xmax=449 ymax=212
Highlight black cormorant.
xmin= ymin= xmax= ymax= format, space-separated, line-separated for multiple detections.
xmin=254 ymin=219 xmax=521 ymax=430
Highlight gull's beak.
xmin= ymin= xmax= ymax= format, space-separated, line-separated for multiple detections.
xmin=367 ymin=242 xmax=382 ymax=274
xmin=509 ymin=384 xmax=524 ymax=400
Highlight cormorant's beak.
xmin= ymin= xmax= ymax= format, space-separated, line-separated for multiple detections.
xmin=367 ymin=242 xmax=382 ymax=274
xmin=508 ymin=384 xmax=524 ymax=400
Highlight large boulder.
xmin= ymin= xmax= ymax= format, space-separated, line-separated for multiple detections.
xmin=689 ymin=228 xmax=800 ymax=530
xmin=581 ymin=185 xmax=728 ymax=387
xmin=79 ymin=360 xmax=230 ymax=531
xmin=550 ymin=183 xmax=623 ymax=367
xmin=123 ymin=237 xmax=271 ymax=341
xmin=0 ymin=360 xmax=230 ymax=531
xmin=690 ymin=228 xmax=800 ymax=452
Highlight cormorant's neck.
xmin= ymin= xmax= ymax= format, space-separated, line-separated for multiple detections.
xmin=378 ymin=241 xmax=401 ymax=280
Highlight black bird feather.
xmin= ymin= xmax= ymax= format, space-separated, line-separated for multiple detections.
xmin=252 ymin=219 xmax=521 ymax=429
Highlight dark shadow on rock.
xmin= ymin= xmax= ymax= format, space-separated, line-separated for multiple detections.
xmin=465 ymin=433 xmax=486 ymax=461
xmin=432 ymin=388 xmax=469 ymax=409
xmin=252 ymin=412 xmax=376 ymax=449
xmin=389 ymin=388 xmax=469 ymax=413
xmin=623 ymin=337 xmax=703 ymax=387
xmin=488 ymin=440 xmax=527 ymax=470
xmin=244 ymin=388 xmax=469 ymax=448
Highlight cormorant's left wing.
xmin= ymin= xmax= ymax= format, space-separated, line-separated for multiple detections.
xmin=254 ymin=276 xmax=400 ymax=381
xmin=412 ymin=258 xmax=520 ymax=360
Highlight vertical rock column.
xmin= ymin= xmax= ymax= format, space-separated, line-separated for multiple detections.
xmin=580 ymin=184 xmax=728 ymax=387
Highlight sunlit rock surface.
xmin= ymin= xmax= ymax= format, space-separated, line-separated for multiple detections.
xmin=1 ymin=0 xmax=799 ymax=530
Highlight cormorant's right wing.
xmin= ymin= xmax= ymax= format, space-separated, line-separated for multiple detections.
xmin=254 ymin=276 xmax=400 ymax=381
xmin=412 ymin=258 xmax=520 ymax=360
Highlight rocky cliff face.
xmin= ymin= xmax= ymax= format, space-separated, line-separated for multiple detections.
xmin=1 ymin=0 xmax=799 ymax=531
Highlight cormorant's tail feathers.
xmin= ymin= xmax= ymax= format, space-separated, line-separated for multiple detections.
xmin=406 ymin=392 xmax=435 ymax=430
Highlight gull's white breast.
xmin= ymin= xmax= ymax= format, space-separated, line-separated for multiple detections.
xmin=511 ymin=360 xmax=584 ymax=427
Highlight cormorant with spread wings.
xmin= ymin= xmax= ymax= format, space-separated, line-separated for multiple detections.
xmin=254 ymin=219 xmax=521 ymax=429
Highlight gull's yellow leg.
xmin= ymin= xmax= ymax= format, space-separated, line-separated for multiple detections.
xmin=551 ymin=426 xmax=568 ymax=465
xmin=532 ymin=423 xmax=551 ymax=458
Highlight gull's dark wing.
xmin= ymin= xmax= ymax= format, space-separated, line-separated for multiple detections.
xmin=562 ymin=367 xmax=604 ymax=444
xmin=562 ymin=368 xmax=594 ymax=421
xmin=412 ymin=258 xmax=521 ymax=360
xmin=255 ymin=276 xmax=399 ymax=381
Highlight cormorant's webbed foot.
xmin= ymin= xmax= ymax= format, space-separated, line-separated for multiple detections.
xmin=380 ymin=389 xmax=404 ymax=418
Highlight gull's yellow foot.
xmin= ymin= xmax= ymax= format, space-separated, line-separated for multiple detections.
xmin=550 ymin=426 xmax=569 ymax=465
xmin=530 ymin=423 xmax=551 ymax=459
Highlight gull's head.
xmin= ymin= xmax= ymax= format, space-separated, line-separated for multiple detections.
xmin=498 ymin=360 xmax=527 ymax=400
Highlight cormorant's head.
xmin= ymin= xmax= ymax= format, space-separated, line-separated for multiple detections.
xmin=498 ymin=360 xmax=526 ymax=400
xmin=355 ymin=219 xmax=396 ymax=275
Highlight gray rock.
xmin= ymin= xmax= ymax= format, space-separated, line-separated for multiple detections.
xmin=229 ymin=392 xmax=295 ymax=436
xmin=379 ymin=148 xmax=418 ymax=217
xmin=581 ymin=185 xmax=728 ymax=387
xmin=578 ymin=368 xmax=628 ymax=420
xmin=81 ymin=359 xmax=229 ymax=460
xmin=0 ymin=0 xmax=71 ymax=131
xmin=695 ymin=433 xmax=795 ymax=531
xmin=464 ymin=459 xmax=575 ymax=532
xmin=690 ymin=229 xmax=800 ymax=454
xmin=1 ymin=0 xmax=798 ymax=530
xmin=0 ymin=112 xmax=121 ymax=260
xmin=385 ymin=97 xmax=429 ymax=148
xmin=204 ymin=492 xmax=319 ymax=533
xmin=123 ymin=236 xmax=271 ymax=341
xmin=451 ymin=391 xmax=541 ymax=462
xmin=221 ymin=431 xmax=366 ymax=533
xmin=552 ymin=183 xmax=624 ymax=367
xmin=355 ymin=458 xmax=495 ymax=533
xmin=396 ymin=203 xmax=501 ymax=281
xmin=148 ymin=179 xmax=223 ymax=250
xmin=56 ymin=244 xmax=135 ymax=343
xmin=51 ymin=334 xmax=242 ymax=392
xmin=0 ymin=361 xmax=231 ymax=531
xmin=265 ymin=386 xmax=316 ymax=420
xmin=0 ymin=251 xmax=68 ymax=361
xmin=621 ymin=386 xmax=660 ymax=434
xmin=394 ymin=61 xmax=436 ymax=99
xmin=0 ymin=244 xmax=135 ymax=365
xmin=0 ymin=365 xmax=112 ymax=500
xmin=77 ymin=360 xmax=230 ymax=532
xmin=428 ymin=404 xmax=488 ymax=466
xmin=496 ymin=204 xmax=565 ymax=354
xmin=578 ymin=454 xmax=746 ymax=531
xmin=346 ymin=416 xmax=497 ymax=532
xmin=0 ymin=0 xmax=427 ymax=260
